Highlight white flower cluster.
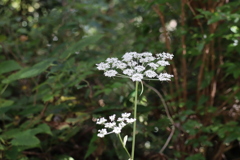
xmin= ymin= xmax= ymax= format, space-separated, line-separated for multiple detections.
xmin=96 ymin=113 xmax=136 ymax=138
xmin=96 ymin=52 xmax=174 ymax=82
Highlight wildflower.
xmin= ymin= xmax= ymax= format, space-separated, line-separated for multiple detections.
xmin=158 ymin=73 xmax=174 ymax=81
xmin=96 ymin=117 xmax=107 ymax=124
xmin=109 ymin=114 xmax=116 ymax=121
xmin=96 ymin=113 xmax=136 ymax=137
xmin=96 ymin=62 xmax=110 ymax=70
xmin=104 ymin=70 xmax=118 ymax=77
xmin=97 ymin=129 xmax=107 ymax=138
xmin=145 ymin=70 xmax=157 ymax=78
xmin=131 ymin=73 xmax=143 ymax=82
xmin=96 ymin=52 xmax=174 ymax=82
xmin=134 ymin=66 xmax=145 ymax=72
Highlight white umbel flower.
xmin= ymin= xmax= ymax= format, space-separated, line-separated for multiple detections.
xmin=96 ymin=113 xmax=136 ymax=137
xmin=96 ymin=51 xmax=174 ymax=82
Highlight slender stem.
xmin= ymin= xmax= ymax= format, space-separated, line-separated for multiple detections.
xmin=131 ymin=81 xmax=139 ymax=160
xmin=118 ymin=134 xmax=131 ymax=158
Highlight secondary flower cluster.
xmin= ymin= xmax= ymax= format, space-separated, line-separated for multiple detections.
xmin=96 ymin=52 xmax=174 ymax=82
xmin=96 ymin=113 xmax=136 ymax=138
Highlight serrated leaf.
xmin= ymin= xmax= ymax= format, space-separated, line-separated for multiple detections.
xmin=0 ymin=60 xmax=21 ymax=75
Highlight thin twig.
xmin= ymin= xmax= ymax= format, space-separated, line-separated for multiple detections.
xmin=143 ymin=82 xmax=175 ymax=154
xmin=180 ymin=0 xmax=188 ymax=103
xmin=186 ymin=0 xmax=204 ymax=34
xmin=152 ymin=4 xmax=180 ymax=104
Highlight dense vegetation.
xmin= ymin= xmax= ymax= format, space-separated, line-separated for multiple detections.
xmin=0 ymin=0 xmax=240 ymax=159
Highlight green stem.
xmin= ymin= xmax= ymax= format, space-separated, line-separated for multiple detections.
xmin=118 ymin=134 xmax=131 ymax=158
xmin=131 ymin=81 xmax=139 ymax=160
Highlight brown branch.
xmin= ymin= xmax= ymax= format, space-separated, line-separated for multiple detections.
xmin=213 ymin=143 xmax=225 ymax=160
xmin=215 ymin=88 xmax=240 ymax=116
xmin=152 ymin=5 xmax=180 ymax=105
xmin=180 ymin=0 xmax=188 ymax=104
xmin=197 ymin=45 xmax=207 ymax=102
xmin=186 ymin=0 xmax=204 ymax=34
xmin=143 ymin=82 xmax=175 ymax=154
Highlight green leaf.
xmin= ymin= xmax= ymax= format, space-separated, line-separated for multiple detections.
xmin=2 ymin=58 xmax=56 ymax=83
xmin=11 ymin=131 xmax=40 ymax=147
xmin=84 ymin=135 xmax=98 ymax=159
xmin=0 ymin=35 xmax=6 ymax=42
xmin=60 ymin=34 xmax=103 ymax=59
xmin=0 ymin=99 xmax=14 ymax=113
xmin=31 ymin=123 xmax=52 ymax=136
xmin=0 ymin=60 xmax=21 ymax=75
xmin=186 ymin=153 xmax=205 ymax=160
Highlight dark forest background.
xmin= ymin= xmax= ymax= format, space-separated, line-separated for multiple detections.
xmin=0 ymin=0 xmax=240 ymax=159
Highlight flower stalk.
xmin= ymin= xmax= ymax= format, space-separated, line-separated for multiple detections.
xmin=131 ymin=81 xmax=139 ymax=160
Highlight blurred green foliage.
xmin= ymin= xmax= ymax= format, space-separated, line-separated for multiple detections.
xmin=0 ymin=0 xmax=240 ymax=159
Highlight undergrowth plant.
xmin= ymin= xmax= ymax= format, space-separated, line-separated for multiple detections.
xmin=96 ymin=51 xmax=173 ymax=160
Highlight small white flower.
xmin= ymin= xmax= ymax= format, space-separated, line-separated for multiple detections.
xmin=117 ymin=117 xmax=125 ymax=122
xmin=119 ymin=122 xmax=126 ymax=128
xmin=104 ymin=122 xmax=116 ymax=128
xmin=158 ymin=73 xmax=174 ymax=81
xmin=104 ymin=70 xmax=118 ymax=77
xmin=142 ymin=52 xmax=152 ymax=57
xmin=134 ymin=66 xmax=145 ymax=72
xmin=122 ymin=52 xmax=135 ymax=62
xmin=133 ymin=53 xmax=143 ymax=58
xmin=139 ymin=56 xmax=155 ymax=63
xmin=122 ymin=113 xmax=131 ymax=118
xmin=96 ymin=62 xmax=110 ymax=71
xmin=126 ymin=118 xmax=136 ymax=123
xmin=106 ymin=58 xmax=118 ymax=63
xmin=97 ymin=129 xmax=107 ymax=138
xmin=96 ymin=117 xmax=107 ymax=124
xmin=109 ymin=114 xmax=116 ymax=121
xmin=131 ymin=73 xmax=143 ymax=82
xmin=113 ymin=127 xmax=122 ymax=134
xmin=148 ymin=62 xmax=159 ymax=69
xmin=116 ymin=61 xmax=127 ymax=69
xmin=127 ymin=61 xmax=138 ymax=67
xmin=123 ymin=69 xmax=135 ymax=76
xmin=145 ymin=70 xmax=157 ymax=78
xmin=156 ymin=52 xmax=174 ymax=60
xmin=157 ymin=60 xmax=170 ymax=66
xmin=96 ymin=113 xmax=135 ymax=137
